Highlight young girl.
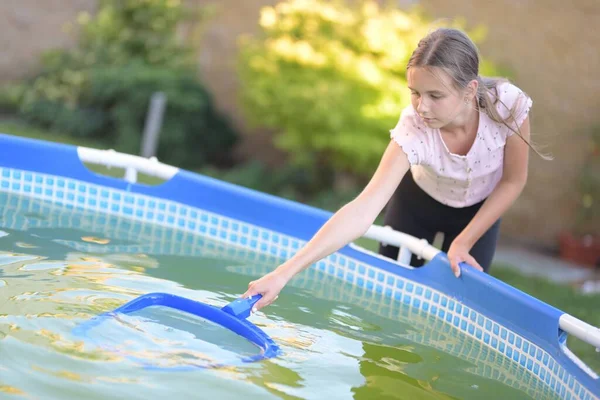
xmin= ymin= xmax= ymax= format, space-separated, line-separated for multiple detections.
xmin=244 ymin=27 xmax=539 ymax=311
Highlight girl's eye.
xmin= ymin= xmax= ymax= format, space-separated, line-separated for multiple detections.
xmin=431 ymin=94 xmax=442 ymax=99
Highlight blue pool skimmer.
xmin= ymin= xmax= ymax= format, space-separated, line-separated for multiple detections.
xmin=72 ymin=293 xmax=280 ymax=369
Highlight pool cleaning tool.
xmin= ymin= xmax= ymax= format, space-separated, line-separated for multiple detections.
xmin=72 ymin=292 xmax=280 ymax=369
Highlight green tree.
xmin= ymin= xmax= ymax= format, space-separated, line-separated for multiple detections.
xmin=238 ymin=0 xmax=499 ymax=178
xmin=10 ymin=0 xmax=238 ymax=169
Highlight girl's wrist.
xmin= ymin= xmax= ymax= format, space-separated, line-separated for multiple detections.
xmin=454 ymin=232 xmax=475 ymax=249
xmin=276 ymin=261 xmax=301 ymax=282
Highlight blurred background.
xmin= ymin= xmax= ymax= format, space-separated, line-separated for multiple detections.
xmin=0 ymin=0 xmax=598 ymax=268
xmin=0 ymin=0 xmax=599 ymax=371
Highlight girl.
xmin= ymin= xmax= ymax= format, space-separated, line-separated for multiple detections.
xmin=244 ymin=27 xmax=540 ymax=311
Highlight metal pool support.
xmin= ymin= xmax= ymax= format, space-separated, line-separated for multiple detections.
xmin=124 ymin=91 xmax=167 ymax=183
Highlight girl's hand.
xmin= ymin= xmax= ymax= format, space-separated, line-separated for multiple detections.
xmin=243 ymin=269 xmax=290 ymax=312
xmin=447 ymin=240 xmax=483 ymax=278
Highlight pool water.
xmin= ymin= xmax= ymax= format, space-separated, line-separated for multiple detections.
xmin=0 ymin=191 xmax=558 ymax=399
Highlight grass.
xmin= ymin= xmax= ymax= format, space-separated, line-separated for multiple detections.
xmin=0 ymin=119 xmax=165 ymax=185
xmin=3 ymin=118 xmax=600 ymax=375
xmin=491 ymin=266 xmax=600 ymax=374
xmin=80 ymin=164 xmax=167 ymax=186
xmin=0 ymin=118 xmax=106 ymax=149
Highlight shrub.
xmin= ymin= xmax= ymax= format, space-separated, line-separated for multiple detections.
xmin=238 ymin=0 xmax=500 ymax=178
xmin=10 ymin=0 xmax=238 ymax=169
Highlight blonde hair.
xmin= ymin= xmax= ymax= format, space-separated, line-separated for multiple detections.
xmin=407 ymin=28 xmax=551 ymax=160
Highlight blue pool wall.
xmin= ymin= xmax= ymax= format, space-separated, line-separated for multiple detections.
xmin=0 ymin=133 xmax=598 ymax=399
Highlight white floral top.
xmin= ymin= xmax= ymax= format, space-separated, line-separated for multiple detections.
xmin=390 ymin=82 xmax=533 ymax=208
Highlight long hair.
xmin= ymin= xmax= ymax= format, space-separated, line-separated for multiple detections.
xmin=407 ymin=28 xmax=551 ymax=160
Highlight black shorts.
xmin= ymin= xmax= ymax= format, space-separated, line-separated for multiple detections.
xmin=378 ymin=171 xmax=500 ymax=271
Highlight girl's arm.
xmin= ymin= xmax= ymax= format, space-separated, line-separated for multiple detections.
xmin=244 ymin=140 xmax=411 ymax=310
xmin=449 ymin=116 xmax=531 ymax=276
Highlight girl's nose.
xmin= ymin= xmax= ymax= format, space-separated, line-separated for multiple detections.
xmin=417 ymin=99 xmax=429 ymax=115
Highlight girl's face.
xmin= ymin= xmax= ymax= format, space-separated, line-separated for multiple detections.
xmin=407 ymin=66 xmax=473 ymax=129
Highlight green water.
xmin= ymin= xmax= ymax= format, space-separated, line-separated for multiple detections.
xmin=0 ymin=192 xmax=556 ymax=400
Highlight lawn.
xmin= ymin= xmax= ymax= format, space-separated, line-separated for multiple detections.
xmin=491 ymin=266 xmax=600 ymax=374
xmin=2 ymin=119 xmax=599 ymax=375
xmin=0 ymin=118 xmax=105 ymax=149
xmin=0 ymin=119 xmax=165 ymax=185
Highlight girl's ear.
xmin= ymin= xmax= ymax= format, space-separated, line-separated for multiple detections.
xmin=467 ymin=79 xmax=479 ymax=99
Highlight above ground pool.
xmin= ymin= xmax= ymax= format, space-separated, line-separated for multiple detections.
xmin=0 ymin=133 xmax=599 ymax=399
